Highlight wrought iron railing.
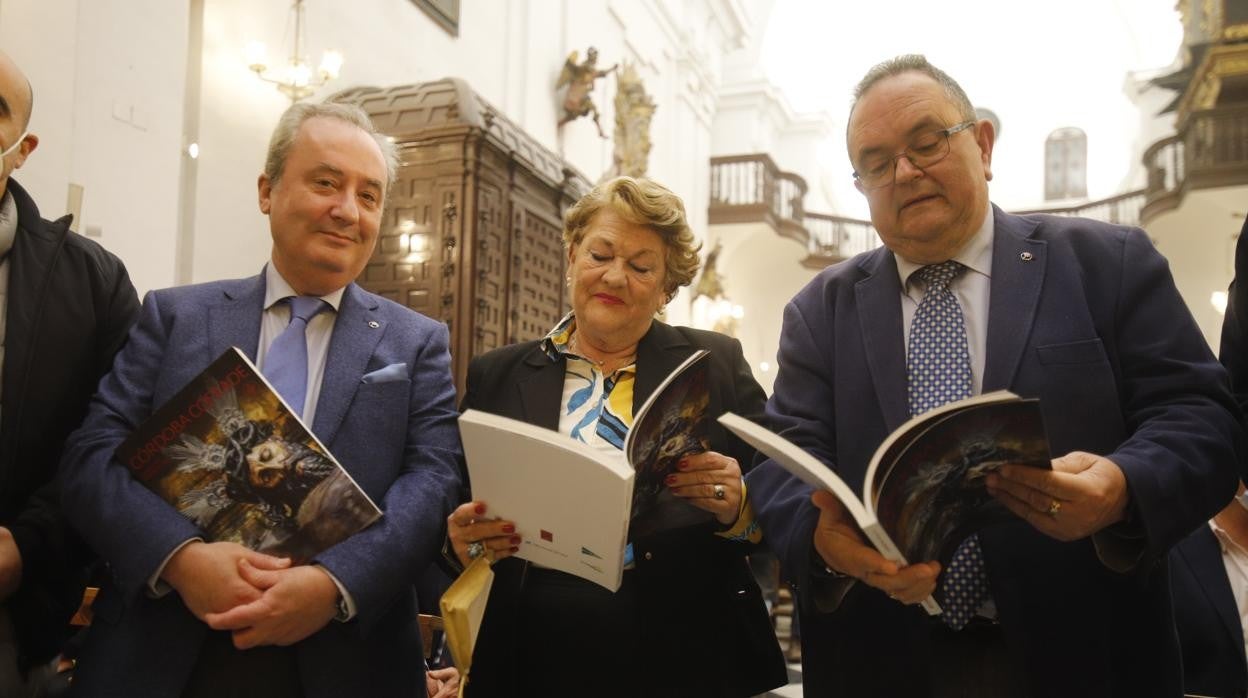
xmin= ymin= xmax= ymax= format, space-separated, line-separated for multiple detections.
xmin=711 ymin=153 xmax=1171 ymax=263
xmin=1013 ymin=189 xmax=1146 ymax=228
xmin=1142 ymin=105 xmax=1248 ymax=223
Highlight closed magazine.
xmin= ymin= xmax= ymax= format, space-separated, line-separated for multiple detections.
xmin=114 ymin=347 xmax=382 ymax=564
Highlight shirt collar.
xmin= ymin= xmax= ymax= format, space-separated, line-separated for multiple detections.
xmin=538 ymin=311 xmax=637 ymax=377
xmin=1210 ymin=518 xmax=1248 ymax=558
xmin=539 ymin=311 xmax=577 ymax=363
xmin=0 ymin=190 xmax=17 ymax=260
xmin=263 ymin=262 xmax=345 ymax=312
xmin=896 ymin=204 xmax=995 ymax=291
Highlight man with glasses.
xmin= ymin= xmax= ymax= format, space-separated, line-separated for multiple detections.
xmin=747 ymin=54 xmax=1242 ymax=696
xmin=0 ymin=50 xmax=139 ymax=694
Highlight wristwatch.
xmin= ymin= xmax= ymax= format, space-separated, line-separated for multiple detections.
xmin=334 ymin=593 xmax=351 ymax=622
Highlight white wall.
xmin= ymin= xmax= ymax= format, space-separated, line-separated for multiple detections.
xmin=2 ymin=0 xmax=746 ymax=302
xmin=1145 ymin=185 xmax=1247 ymax=351
xmin=1 ymin=0 xmax=190 ymax=295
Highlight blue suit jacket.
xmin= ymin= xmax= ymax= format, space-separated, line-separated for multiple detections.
xmin=59 ymin=272 xmax=463 ymax=697
xmin=747 ymin=207 xmax=1243 ymax=697
xmin=1170 ymin=524 xmax=1248 ymax=698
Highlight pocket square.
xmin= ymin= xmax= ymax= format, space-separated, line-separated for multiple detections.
xmin=361 ymin=362 xmax=408 ymax=384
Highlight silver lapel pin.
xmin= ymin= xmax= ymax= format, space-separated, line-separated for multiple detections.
xmin=368 ymin=320 xmax=380 ymax=329
xmin=1019 ymin=252 xmax=1034 ymax=262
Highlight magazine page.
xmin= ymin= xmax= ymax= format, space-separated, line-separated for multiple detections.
xmin=867 ymin=398 xmax=1050 ymax=566
xmin=719 ymin=412 xmax=941 ymax=615
xmin=458 ymin=409 xmax=633 ymax=591
xmin=114 ymin=347 xmax=382 ymax=564
xmin=624 ymin=349 xmax=714 ymax=539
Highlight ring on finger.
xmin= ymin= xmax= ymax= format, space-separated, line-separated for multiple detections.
xmin=466 ymin=541 xmax=485 ymax=560
xmin=713 ymin=483 xmax=726 ymax=500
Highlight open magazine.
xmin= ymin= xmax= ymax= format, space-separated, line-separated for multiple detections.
xmin=457 ymin=349 xmax=712 ymax=592
xmin=719 ymin=390 xmax=1050 ymax=615
xmin=114 ymin=347 xmax=382 ymax=564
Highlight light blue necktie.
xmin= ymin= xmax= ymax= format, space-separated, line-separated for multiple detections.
xmin=906 ymin=261 xmax=989 ymax=631
xmin=263 ymin=296 xmax=327 ymax=419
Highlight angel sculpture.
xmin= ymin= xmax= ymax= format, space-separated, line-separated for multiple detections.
xmin=557 ymin=47 xmax=617 ymax=138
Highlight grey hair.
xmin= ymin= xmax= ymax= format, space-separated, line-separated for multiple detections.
xmin=263 ymin=101 xmax=398 ymax=192
xmin=850 ymin=54 xmax=976 ymax=122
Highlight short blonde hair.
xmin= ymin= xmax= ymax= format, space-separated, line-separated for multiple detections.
xmin=562 ymin=177 xmax=701 ymax=298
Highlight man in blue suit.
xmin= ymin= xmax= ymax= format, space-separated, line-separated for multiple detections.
xmin=59 ymin=102 xmax=462 ymax=697
xmin=746 ymin=55 xmax=1243 ymax=697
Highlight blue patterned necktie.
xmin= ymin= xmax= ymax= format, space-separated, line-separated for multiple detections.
xmin=906 ymin=261 xmax=989 ymax=630
xmin=263 ymin=296 xmax=327 ymax=418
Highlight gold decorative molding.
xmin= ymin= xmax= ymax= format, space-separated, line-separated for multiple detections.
xmin=1178 ymin=42 xmax=1248 ymax=121
xmin=1225 ymin=23 xmax=1248 ymax=40
xmin=610 ymin=63 xmax=657 ymax=179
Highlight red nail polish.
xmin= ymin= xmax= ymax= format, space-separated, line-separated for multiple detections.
xmin=474 ymin=503 xmax=486 ymax=516
xmin=510 ymin=546 xmax=520 ymax=553
xmin=510 ymin=536 xmax=521 ymax=545
xmin=502 ymin=523 xmax=515 ymax=534
xmin=677 ymin=458 xmax=689 ymax=471
xmin=664 ymin=475 xmax=677 ymax=485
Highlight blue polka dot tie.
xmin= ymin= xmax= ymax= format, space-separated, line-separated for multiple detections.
xmin=906 ymin=261 xmax=989 ymax=630
xmin=263 ymin=296 xmax=327 ymax=418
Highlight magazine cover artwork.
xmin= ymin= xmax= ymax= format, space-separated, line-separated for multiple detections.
xmin=870 ymin=399 xmax=1050 ymax=566
xmin=625 ymin=349 xmax=713 ymax=539
xmin=115 ymin=347 xmax=381 ymax=563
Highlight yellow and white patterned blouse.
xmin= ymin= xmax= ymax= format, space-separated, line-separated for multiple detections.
xmin=539 ymin=313 xmax=761 ymax=560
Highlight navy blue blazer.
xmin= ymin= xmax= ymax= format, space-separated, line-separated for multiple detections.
xmin=59 ymin=272 xmax=463 ymax=697
xmin=747 ymin=207 xmax=1243 ymax=697
xmin=1170 ymin=524 xmax=1248 ymax=698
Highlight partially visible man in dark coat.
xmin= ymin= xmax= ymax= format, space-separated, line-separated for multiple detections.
xmin=1221 ymin=212 xmax=1248 ymax=470
xmin=0 ymin=50 xmax=139 ymax=693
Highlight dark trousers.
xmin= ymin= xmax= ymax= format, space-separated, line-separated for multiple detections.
xmin=181 ymin=631 xmax=302 ymax=698
xmin=928 ymin=618 xmax=1031 ymax=698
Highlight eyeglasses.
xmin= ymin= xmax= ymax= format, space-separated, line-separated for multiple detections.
xmin=852 ymin=121 xmax=975 ymax=191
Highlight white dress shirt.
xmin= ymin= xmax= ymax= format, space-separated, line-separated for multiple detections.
xmin=895 ymin=206 xmax=994 ymax=396
xmin=258 ymin=263 xmax=344 ymax=426
xmin=1209 ymin=519 xmax=1248 ymax=661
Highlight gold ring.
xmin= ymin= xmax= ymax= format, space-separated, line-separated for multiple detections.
xmin=1047 ymin=499 xmax=1061 ymax=516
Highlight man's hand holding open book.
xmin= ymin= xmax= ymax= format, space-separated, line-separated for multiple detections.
xmin=811 ymin=491 xmax=941 ymax=606
xmin=986 ymin=450 xmax=1130 ymax=542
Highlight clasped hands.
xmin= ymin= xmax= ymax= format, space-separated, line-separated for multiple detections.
xmin=813 ymin=451 xmax=1129 ymax=605
xmin=163 ymin=541 xmax=339 ymax=649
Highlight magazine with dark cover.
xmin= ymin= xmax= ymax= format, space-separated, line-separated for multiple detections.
xmin=114 ymin=347 xmax=382 ymax=564
xmin=457 ymin=349 xmax=713 ymax=591
xmin=719 ymin=390 xmax=1050 ymax=615
xmin=625 ymin=349 xmax=714 ymax=539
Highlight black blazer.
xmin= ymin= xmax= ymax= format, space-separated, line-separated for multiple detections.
xmin=459 ymin=320 xmax=787 ymax=697
xmin=1171 ymin=524 xmax=1248 ymax=698
xmin=0 ymin=179 xmax=138 ymax=668
xmin=1221 ymin=213 xmax=1248 ymax=481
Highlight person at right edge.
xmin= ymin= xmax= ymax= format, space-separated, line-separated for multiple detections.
xmin=745 ymin=54 xmax=1244 ymax=697
xmin=1169 ymin=211 xmax=1248 ymax=698
xmin=443 ymin=176 xmax=787 ymax=697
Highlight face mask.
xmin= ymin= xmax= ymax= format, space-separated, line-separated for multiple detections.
xmin=0 ymin=128 xmax=28 ymax=160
